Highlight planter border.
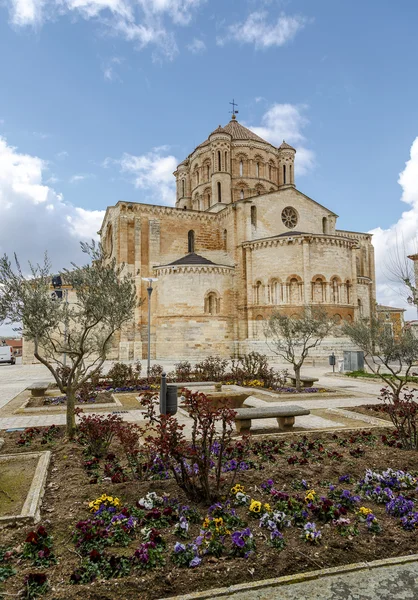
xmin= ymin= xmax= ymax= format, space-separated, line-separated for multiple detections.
xmin=0 ymin=450 xmax=51 ymax=525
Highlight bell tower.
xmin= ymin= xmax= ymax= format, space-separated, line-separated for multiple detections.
xmin=278 ymin=141 xmax=296 ymax=188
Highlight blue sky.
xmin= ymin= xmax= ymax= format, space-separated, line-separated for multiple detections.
xmin=1 ymin=0 xmax=418 ymax=333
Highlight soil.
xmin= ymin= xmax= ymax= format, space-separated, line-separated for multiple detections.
xmin=26 ymin=391 xmax=114 ymax=408
xmin=0 ymin=424 xmax=417 ymax=600
xmin=0 ymin=456 xmax=38 ymax=517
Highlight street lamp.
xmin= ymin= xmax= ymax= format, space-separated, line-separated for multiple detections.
xmin=142 ymin=277 xmax=158 ymax=378
xmin=407 ymin=293 xmax=418 ymax=319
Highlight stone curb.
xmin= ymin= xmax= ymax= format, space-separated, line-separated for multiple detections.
xmin=0 ymin=450 xmax=51 ymax=525
xmin=159 ymin=554 xmax=418 ymax=600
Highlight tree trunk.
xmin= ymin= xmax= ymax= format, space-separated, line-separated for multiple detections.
xmin=66 ymin=387 xmax=76 ymax=439
xmin=294 ymin=365 xmax=302 ymax=392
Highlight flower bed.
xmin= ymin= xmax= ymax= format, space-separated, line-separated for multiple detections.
xmin=1 ymin=422 xmax=418 ymax=599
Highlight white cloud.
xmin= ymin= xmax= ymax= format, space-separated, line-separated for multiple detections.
xmin=69 ymin=173 xmax=94 ymax=183
xmin=103 ymin=56 xmax=123 ymax=81
xmin=106 ymin=146 xmax=178 ymax=205
xmin=219 ymin=11 xmax=307 ymax=49
xmin=56 ymin=150 xmax=69 ymax=159
xmin=187 ymin=37 xmax=205 ymax=53
xmin=5 ymin=0 xmax=205 ymax=59
xmin=370 ymin=137 xmax=418 ymax=318
xmin=0 ymin=136 xmax=104 ymax=275
xmin=247 ymin=103 xmax=315 ymax=176
xmin=33 ymin=131 xmax=50 ymax=139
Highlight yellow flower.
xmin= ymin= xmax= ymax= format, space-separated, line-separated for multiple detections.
xmin=203 ymin=518 xmax=210 ymax=529
xmin=359 ymin=506 xmax=373 ymax=516
xmin=305 ymin=489 xmax=316 ymax=503
xmin=263 ymin=503 xmax=271 ymax=513
xmin=249 ymin=499 xmax=262 ymax=513
xmin=231 ymin=484 xmax=245 ymax=495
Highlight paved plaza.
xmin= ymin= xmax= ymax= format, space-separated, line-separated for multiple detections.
xmin=0 ymin=360 xmax=388 ymax=433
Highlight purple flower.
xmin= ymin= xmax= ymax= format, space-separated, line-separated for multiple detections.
xmin=174 ymin=542 xmax=185 ymax=554
xmin=231 ymin=531 xmax=245 ymax=548
xmin=189 ymin=556 xmax=201 ymax=568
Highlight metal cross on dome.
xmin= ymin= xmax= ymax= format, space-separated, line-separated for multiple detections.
xmin=229 ymin=99 xmax=239 ymax=117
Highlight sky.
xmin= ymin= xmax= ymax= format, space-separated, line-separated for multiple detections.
xmin=1 ymin=0 xmax=418 ymax=335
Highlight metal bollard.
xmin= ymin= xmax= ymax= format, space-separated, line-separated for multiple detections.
xmin=160 ymin=372 xmax=167 ymax=414
xmin=166 ymin=385 xmax=178 ymax=416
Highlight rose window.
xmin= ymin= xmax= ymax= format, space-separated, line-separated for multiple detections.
xmin=281 ymin=207 xmax=298 ymax=229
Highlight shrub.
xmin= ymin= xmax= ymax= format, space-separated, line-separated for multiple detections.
xmin=76 ymin=381 xmax=98 ymax=403
xmin=142 ymin=389 xmax=250 ymax=503
xmin=115 ymin=422 xmax=147 ymax=480
xmin=148 ymin=364 xmax=164 ymax=384
xmin=174 ymin=361 xmax=193 ymax=382
xmin=381 ymin=387 xmax=418 ymax=450
xmin=230 ymin=352 xmax=288 ymax=388
xmin=194 ymin=356 xmax=228 ymax=381
xmin=107 ymin=362 xmax=142 ymax=388
xmin=76 ymin=412 xmax=123 ymax=458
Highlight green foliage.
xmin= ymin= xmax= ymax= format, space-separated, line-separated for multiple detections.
xmin=343 ymin=317 xmax=418 ymax=399
xmin=194 ymin=356 xmax=228 ymax=381
xmin=265 ymin=307 xmax=334 ymax=390
xmin=107 ymin=361 xmax=142 ymax=388
xmin=0 ymin=241 xmax=138 ymax=437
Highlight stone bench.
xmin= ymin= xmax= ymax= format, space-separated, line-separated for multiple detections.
xmin=234 ymin=405 xmax=310 ymax=433
xmin=27 ymin=382 xmax=51 ymax=397
xmin=288 ymin=376 xmax=319 ymax=389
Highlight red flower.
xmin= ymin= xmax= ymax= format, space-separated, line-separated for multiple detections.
xmin=25 ymin=531 xmax=38 ymax=544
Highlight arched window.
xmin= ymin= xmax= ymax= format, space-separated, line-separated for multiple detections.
xmin=283 ymin=164 xmax=286 ymax=184
xmin=239 ymin=160 xmax=243 ymax=176
xmin=289 ymin=164 xmax=292 ymax=183
xmin=256 ymin=162 xmax=260 ymax=177
xmin=251 ymin=205 xmax=257 ymax=227
xmin=322 ymin=217 xmax=327 ymax=234
xmin=224 ymin=151 xmax=227 ymax=170
xmin=205 ymin=292 xmax=219 ymax=315
xmin=345 ymin=280 xmax=351 ymax=304
xmin=217 ymin=182 xmax=222 ymax=202
xmin=312 ymin=277 xmax=325 ymax=303
xmin=206 ymin=165 xmax=210 ymax=181
xmin=255 ymin=315 xmax=264 ymax=339
xmin=182 ymin=179 xmax=185 ymax=196
xmin=207 ymin=193 xmax=211 ymax=209
xmin=196 ymin=170 xmax=199 ymax=185
xmin=188 ymin=230 xmax=195 ymax=253
xmin=331 ymin=277 xmax=339 ymax=303
xmin=240 ymin=189 xmax=244 ymax=200
xmin=218 ymin=151 xmax=221 ymax=171
xmin=358 ymin=299 xmax=363 ymax=316
xmin=255 ymin=281 xmax=262 ymax=305
xmin=268 ymin=164 xmax=272 ymax=179
xmin=271 ymin=280 xmax=279 ymax=304
xmin=289 ymin=278 xmax=300 ymax=304
xmin=223 ymin=229 xmax=227 ymax=251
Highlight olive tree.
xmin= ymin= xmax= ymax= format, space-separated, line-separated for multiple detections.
xmin=0 ymin=242 xmax=138 ymax=438
xmin=343 ymin=316 xmax=418 ymax=400
xmin=265 ymin=307 xmax=334 ymax=390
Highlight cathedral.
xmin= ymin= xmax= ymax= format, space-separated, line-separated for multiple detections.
xmin=100 ymin=114 xmax=375 ymax=360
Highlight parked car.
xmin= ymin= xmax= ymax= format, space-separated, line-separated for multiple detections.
xmin=0 ymin=345 xmax=15 ymax=365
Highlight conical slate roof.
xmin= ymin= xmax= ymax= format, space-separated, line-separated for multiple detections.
xmin=279 ymin=140 xmax=296 ymax=151
xmin=166 ymin=253 xmax=216 ymax=266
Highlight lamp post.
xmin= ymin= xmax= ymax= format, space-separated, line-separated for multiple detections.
xmin=407 ymin=293 xmax=418 ymax=320
xmin=142 ymin=277 xmax=158 ymax=378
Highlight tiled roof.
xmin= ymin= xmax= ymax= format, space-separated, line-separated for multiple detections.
xmin=222 ymin=119 xmax=267 ymax=143
xmin=279 ymin=140 xmax=296 ymax=151
xmin=377 ymin=304 xmax=406 ymax=312
xmin=167 ymin=253 xmax=216 ymax=266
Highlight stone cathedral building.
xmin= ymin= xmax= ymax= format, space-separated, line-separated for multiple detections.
xmin=99 ymin=114 xmax=376 ymax=361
